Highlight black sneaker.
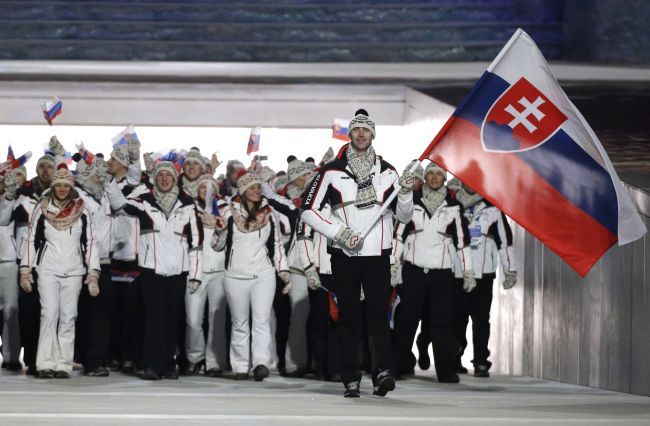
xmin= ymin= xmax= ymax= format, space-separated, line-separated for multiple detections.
xmin=108 ymin=360 xmax=121 ymax=372
xmin=84 ymin=367 xmax=109 ymax=377
xmin=373 ymin=370 xmax=396 ymax=396
xmin=121 ymin=361 xmax=136 ymax=374
xmin=4 ymin=361 xmax=23 ymax=372
xmin=205 ymin=368 xmax=223 ymax=378
xmin=253 ymin=365 xmax=270 ymax=382
xmin=438 ymin=373 xmax=460 ymax=383
xmin=26 ymin=365 xmax=37 ymax=376
xmin=233 ymin=372 xmax=249 ymax=380
xmin=474 ymin=364 xmax=490 ymax=378
xmin=417 ymin=339 xmax=431 ymax=371
xmin=38 ymin=369 xmax=55 ymax=379
xmin=54 ymin=370 xmax=70 ymax=379
xmin=141 ymin=368 xmax=161 ymax=380
xmin=164 ymin=370 xmax=179 ymax=380
xmin=456 ymin=361 xmax=468 ymax=374
xmin=344 ymin=381 xmax=361 ymax=398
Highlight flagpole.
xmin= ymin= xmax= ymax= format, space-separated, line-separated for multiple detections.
xmin=487 ymin=28 xmax=523 ymax=73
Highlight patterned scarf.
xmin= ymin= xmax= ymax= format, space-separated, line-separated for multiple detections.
xmin=182 ymin=175 xmax=200 ymax=199
xmin=229 ymin=200 xmax=272 ymax=233
xmin=422 ymin=185 xmax=448 ymax=214
xmin=41 ymin=194 xmax=85 ymax=231
xmin=346 ymin=144 xmax=377 ymax=209
xmin=455 ymin=187 xmax=483 ymax=210
xmin=153 ymin=184 xmax=180 ymax=218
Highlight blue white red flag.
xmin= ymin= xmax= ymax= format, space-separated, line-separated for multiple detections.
xmin=159 ymin=149 xmax=186 ymax=172
xmin=420 ymin=29 xmax=646 ymax=276
xmin=204 ymin=179 xmax=220 ymax=216
xmin=112 ymin=125 xmax=139 ymax=148
xmin=247 ymin=127 xmax=261 ymax=156
xmin=41 ymin=97 xmax=62 ymax=125
xmin=1 ymin=146 xmax=32 ymax=176
xmin=332 ymin=118 xmax=349 ymax=141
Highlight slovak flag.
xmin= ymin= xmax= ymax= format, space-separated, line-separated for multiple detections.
xmin=112 ymin=125 xmax=140 ymax=148
xmin=421 ymin=29 xmax=646 ymax=276
xmin=247 ymin=127 xmax=261 ymax=155
xmin=41 ymin=97 xmax=62 ymax=125
xmin=332 ymin=118 xmax=350 ymax=141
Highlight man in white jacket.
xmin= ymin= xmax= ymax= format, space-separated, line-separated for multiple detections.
xmin=301 ymin=109 xmax=415 ymax=397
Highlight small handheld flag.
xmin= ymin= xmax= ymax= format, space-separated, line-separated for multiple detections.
xmin=1 ymin=146 xmax=32 ymax=176
xmin=332 ymin=118 xmax=350 ymax=141
xmin=41 ymin=97 xmax=62 ymax=125
xmin=112 ymin=125 xmax=140 ymax=148
xmin=247 ymin=127 xmax=261 ymax=155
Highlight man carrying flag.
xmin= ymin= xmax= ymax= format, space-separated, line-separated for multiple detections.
xmin=419 ymin=29 xmax=645 ymax=277
xmin=301 ymin=109 xmax=416 ymax=397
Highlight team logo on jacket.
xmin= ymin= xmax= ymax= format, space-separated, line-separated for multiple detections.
xmin=481 ymin=77 xmax=567 ymax=153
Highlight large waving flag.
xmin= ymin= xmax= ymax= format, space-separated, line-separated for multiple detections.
xmin=420 ymin=29 xmax=646 ymax=276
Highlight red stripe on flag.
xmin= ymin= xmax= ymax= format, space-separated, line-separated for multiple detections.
xmin=426 ymin=117 xmax=617 ymax=276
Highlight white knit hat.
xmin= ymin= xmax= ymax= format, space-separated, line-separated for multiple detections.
xmin=287 ymin=158 xmax=312 ymax=183
xmin=198 ymin=174 xmax=218 ymax=193
xmin=348 ymin=108 xmax=376 ymax=138
xmin=183 ymin=148 xmax=205 ymax=171
xmin=110 ymin=145 xmax=130 ymax=168
xmin=154 ymin=161 xmax=179 ymax=181
xmin=51 ymin=164 xmax=74 ymax=187
xmin=237 ymin=172 xmax=262 ymax=194
xmin=425 ymin=162 xmax=446 ymax=180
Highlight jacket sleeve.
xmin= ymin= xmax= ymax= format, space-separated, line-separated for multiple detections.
xmin=495 ymin=212 xmax=517 ymax=273
xmin=185 ymin=205 xmax=203 ymax=282
xmin=104 ymin=178 xmax=129 ymax=212
xmin=390 ymin=222 xmax=405 ymax=264
xmin=212 ymin=202 xmax=231 ymax=252
xmin=454 ymin=210 xmax=474 ymax=275
xmin=296 ymin=220 xmax=317 ymax=270
xmin=0 ymin=195 xmax=14 ymax=226
xmin=20 ymin=206 xmax=42 ymax=270
xmin=300 ymin=171 xmax=342 ymax=240
xmin=83 ymin=208 xmax=101 ymax=274
xmin=271 ymin=209 xmax=288 ymax=273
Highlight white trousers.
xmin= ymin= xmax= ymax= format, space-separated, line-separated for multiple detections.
xmin=284 ymin=272 xmax=310 ymax=372
xmin=224 ymin=271 xmax=275 ymax=374
xmin=36 ymin=271 xmax=82 ymax=372
xmin=185 ymin=271 xmax=228 ymax=370
xmin=0 ymin=262 xmax=20 ymax=363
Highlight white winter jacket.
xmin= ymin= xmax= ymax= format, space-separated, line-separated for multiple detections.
xmin=0 ymin=222 xmax=17 ymax=262
xmin=110 ymin=178 xmax=149 ymax=262
xmin=453 ymin=200 xmax=516 ymax=279
xmin=76 ymin=186 xmax=112 ymax=262
xmin=21 ymin=196 xmax=100 ymax=277
xmin=394 ymin=191 xmax=473 ymax=273
xmin=214 ymin=196 xmax=288 ymax=279
xmin=104 ymin=178 xmax=203 ymax=281
xmin=300 ymin=147 xmax=413 ymax=257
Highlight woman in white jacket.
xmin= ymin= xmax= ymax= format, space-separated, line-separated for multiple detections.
xmin=19 ymin=164 xmax=100 ymax=379
xmin=103 ymin=161 xmax=203 ymax=381
xmin=185 ymin=174 xmax=229 ymax=377
xmin=215 ymin=172 xmax=291 ymax=381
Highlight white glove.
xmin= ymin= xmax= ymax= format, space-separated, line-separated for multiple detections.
xmin=49 ymin=136 xmax=66 ymax=156
xmin=143 ymin=152 xmax=155 ymax=176
xmin=85 ymin=273 xmax=100 ymax=297
xmin=278 ymin=271 xmax=292 ymax=294
xmin=502 ymin=271 xmax=517 ymax=290
xmin=463 ymin=272 xmax=477 ymax=293
xmin=390 ymin=262 xmax=400 ymax=287
xmin=210 ymin=153 xmax=221 ymax=171
xmin=334 ymin=226 xmax=364 ymax=253
xmin=398 ymin=160 xmax=417 ymax=194
xmin=20 ymin=270 xmax=34 ymax=293
xmin=127 ymin=137 xmax=140 ymax=163
xmin=3 ymin=171 xmax=18 ymax=200
xmin=305 ymin=265 xmax=321 ymax=290
xmin=188 ymin=279 xmax=201 ymax=295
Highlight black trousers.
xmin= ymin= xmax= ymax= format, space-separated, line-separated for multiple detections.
xmin=109 ymin=260 xmax=143 ymax=366
xmin=273 ymin=276 xmax=291 ymax=372
xmin=140 ymin=269 xmax=186 ymax=375
xmin=18 ymin=269 xmax=40 ymax=369
xmin=330 ymin=255 xmax=392 ymax=384
xmin=307 ymin=274 xmax=340 ymax=378
xmin=394 ymin=264 xmax=456 ymax=380
xmin=453 ymin=274 xmax=495 ymax=366
xmin=77 ymin=265 xmax=114 ymax=371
